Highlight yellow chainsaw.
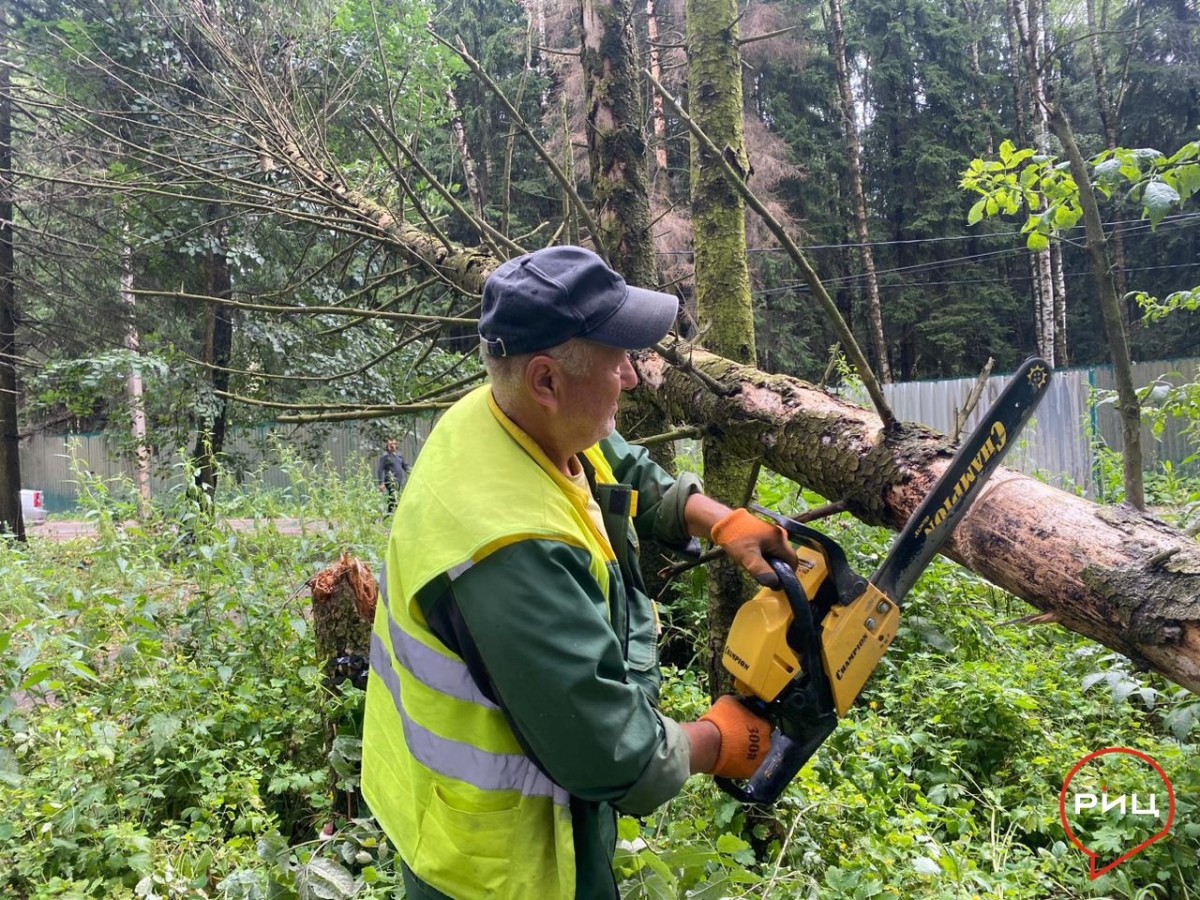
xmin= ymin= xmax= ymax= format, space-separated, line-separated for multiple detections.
xmin=718 ymin=357 xmax=1052 ymax=804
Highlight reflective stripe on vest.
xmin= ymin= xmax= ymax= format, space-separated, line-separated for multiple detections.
xmin=378 ymin=562 xmax=497 ymax=709
xmin=369 ymin=630 xmax=569 ymax=804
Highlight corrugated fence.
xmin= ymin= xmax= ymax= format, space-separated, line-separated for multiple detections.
xmin=20 ymin=359 xmax=1200 ymax=510
xmin=882 ymin=357 xmax=1200 ymax=498
xmin=20 ymin=421 xmax=433 ymax=514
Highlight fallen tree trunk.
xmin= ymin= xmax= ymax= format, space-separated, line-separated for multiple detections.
xmin=637 ymin=346 xmax=1200 ymax=694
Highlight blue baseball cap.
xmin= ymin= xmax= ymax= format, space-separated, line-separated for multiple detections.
xmin=479 ymin=246 xmax=679 ymax=357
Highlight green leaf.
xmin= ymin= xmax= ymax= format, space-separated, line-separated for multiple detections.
xmin=636 ymin=847 xmax=678 ymax=890
xmin=1026 ymin=232 xmax=1050 ymax=252
xmin=1143 ymin=181 xmax=1181 ymax=229
xmin=1054 ymin=204 xmax=1080 ymax=228
xmin=913 ymin=856 xmax=942 ymax=877
xmin=967 ymin=198 xmax=986 ymax=226
xmin=1163 ymin=703 xmax=1200 ymax=739
xmin=66 ymin=660 xmax=100 ymax=682
xmin=715 ymin=832 xmax=751 ymax=856
xmin=617 ymin=816 xmax=640 ymax=842
xmin=295 ymin=856 xmax=357 ymax=900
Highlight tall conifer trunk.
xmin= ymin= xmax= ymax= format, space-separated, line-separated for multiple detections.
xmin=687 ymin=0 xmax=757 ymax=695
xmin=828 ymin=0 xmax=890 ymax=382
xmin=580 ymin=0 xmax=655 ymax=283
xmin=0 ymin=13 xmax=24 ymax=541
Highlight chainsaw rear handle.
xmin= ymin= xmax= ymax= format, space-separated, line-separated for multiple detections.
xmin=714 ymin=718 xmax=837 ymax=804
xmin=715 ymin=557 xmax=838 ymax=805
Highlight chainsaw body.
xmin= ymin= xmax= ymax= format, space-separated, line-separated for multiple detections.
xmin=724 ymin=542 xmax=899 ymax=718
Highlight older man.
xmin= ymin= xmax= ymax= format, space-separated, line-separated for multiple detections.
xmin=362 ymin=246 xmax=797 ymax=899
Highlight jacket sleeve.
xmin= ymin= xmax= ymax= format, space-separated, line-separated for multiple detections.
xmin=600 ymin=432 xmax=702 ymax=548
xmin=446 ymin=540 xmax=691 ymax=814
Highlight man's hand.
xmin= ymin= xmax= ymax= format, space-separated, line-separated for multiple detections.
xmin=698 ymin=696 xmax=772 ymax=780
xmin=710 ymin=507 xmax=798 ymax=588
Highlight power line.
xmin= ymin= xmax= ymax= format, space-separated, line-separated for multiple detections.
xmin=748 ymin=216 xmax=1200 ymax=297
xmin=753 ymin=262 xmax=1200 ymax=297
xmin=657 ymin=211 xmax=1200 ymax=256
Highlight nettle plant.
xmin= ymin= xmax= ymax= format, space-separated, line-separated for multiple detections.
xmin=0 ymin=462 xmax=401 ymax=899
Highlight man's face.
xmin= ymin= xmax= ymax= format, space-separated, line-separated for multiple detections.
xmin=386 ymin=440 xmax=397 ymax=453
xmin=557 ymin=344 xmax=638 ymax=451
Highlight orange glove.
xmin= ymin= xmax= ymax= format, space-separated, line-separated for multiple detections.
xmin=710 ymin=508 xmax=797 ymax=588
xmin=699 ymin=696 xmax=772 ymax=780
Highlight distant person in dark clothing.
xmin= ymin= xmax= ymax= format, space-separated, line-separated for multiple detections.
xmin=376 ymin=439 xmax=411 ymax=514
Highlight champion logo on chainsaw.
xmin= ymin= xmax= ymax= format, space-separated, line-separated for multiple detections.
xmin=724 ymin=647 xmax=751 ymax=671
xmin=917 ymin=421 xmax=1008 ymax=537
xmin=835 ymin=632 xmax=870 ymax=681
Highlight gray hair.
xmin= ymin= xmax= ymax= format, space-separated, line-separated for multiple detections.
xmin=481 ymin=339 xmax=597 ymax=408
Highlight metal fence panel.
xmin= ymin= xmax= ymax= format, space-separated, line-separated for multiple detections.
xmin=883 ymin=357 xmax=1200 ymax=499
xmin=20 ymin=419 xmax=433 ymax=514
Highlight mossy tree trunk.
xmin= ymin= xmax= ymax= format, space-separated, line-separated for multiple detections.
xmin=687 ymin=0 xmax=758 ymax=696
xmin=580 ymin=0 xmax=682 ymax=611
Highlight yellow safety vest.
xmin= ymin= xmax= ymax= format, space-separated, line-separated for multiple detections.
xmin=362 ymin=385 xmax=627 ymax=898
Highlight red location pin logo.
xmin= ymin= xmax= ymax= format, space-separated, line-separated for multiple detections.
xmin=1059 ymin=747 xmax=1175 ymax=880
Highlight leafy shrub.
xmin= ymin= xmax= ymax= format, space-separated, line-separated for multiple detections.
xmin=2 ymin=458 xmax=1197 ymax=899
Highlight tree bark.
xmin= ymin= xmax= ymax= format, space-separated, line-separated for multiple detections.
xmin=446 ymin=87 xmax=486 ymax=224
xmin=1010 ymin=0 xmax=1064 ymax=368
xmin=1046 ymin=106 xmax=1144 ymax=509
xmin=0 ymin=13 xmax=25 ymax=541
xmin=828 ymin=0 xmax=890 ymax=383
xmin=120 ymin=236 xmax=151 ymax=513
xmin=1086 ymin=0 xmax=1136 ymax=303
xmin=635 ymin=347 xmax=1200 ymax=694
xmin=687 ymin=0 xmax=759 ymax=696
xmin=192 ymin=204 xmax=234 ymax=501
xmin=645 ymin=0 xmax=670 ymax=191
xmin=580 ymin=0 xmax=655 ymax=283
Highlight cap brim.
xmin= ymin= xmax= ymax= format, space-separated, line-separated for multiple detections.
xmin=585 ymin=285 xmax=679 ymax=350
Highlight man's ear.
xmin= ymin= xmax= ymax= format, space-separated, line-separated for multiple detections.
xmin=524 ymin=355 xmax=562 ymax=411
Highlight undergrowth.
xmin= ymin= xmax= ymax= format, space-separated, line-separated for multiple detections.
xmin=1 ymin=461 xmax=1197 ymax=898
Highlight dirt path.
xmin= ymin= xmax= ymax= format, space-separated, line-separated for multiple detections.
xmin=28 ymin=517 xmax=320 ymax=541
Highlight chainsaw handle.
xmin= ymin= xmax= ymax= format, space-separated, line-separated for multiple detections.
xmin=715 ymin=720 xmax=836 ymax=804
xmin=715 ymin=557 xmax=839 ymax=805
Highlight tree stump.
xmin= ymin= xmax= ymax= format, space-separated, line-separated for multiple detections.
xmin=310 ymin=553 xmax=378 ymax=824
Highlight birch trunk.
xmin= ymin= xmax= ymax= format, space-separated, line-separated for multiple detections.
xmin=120 ymin=238 xmax=152 ymax=512
xmin=828 ymin=0 xmax=890 ymax=382
xmin=0 ymin=14 xmax=23 ymax=541
xmin=1010 ymin=0 xmax=1062 ymax=368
